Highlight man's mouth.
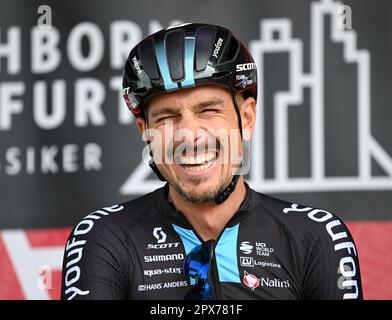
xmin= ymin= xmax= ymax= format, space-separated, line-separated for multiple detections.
xmin=176 ymin=151 xmax=218 ymax=172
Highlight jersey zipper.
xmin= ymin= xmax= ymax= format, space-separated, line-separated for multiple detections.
xmin=187 ymin=212 xmax=240 ymax=300
xmin=207 ymin=239 xmax=223 ymax=300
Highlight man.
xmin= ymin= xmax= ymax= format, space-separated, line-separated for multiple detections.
xmin=61 ymin=23 xmax=363 ymax=300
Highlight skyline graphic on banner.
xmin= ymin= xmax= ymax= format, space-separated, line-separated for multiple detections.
xmin=120 ymin=0 xmax=392 ymax=195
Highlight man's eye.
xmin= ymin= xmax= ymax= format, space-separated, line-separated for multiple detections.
xmin=157 ymin=116 xmax=175 ymax=122
xmin=201 ymin=109 xmax=218 ymax=113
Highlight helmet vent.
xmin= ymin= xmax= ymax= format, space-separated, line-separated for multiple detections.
xmin=139 ymin=39 xmax=160 ymax=80
xmin=222 ymin=36 xmax=239 ymax=63
xmin=166 ymin=30 xmax=185 ymax=81
xmin=195 ymin=26 xmax=215 ymax=72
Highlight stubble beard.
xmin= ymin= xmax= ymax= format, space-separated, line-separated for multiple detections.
xmin=167 ymin=172 xmax=230 ymax=204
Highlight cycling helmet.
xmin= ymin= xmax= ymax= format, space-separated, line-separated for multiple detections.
xmin=122 ymin=22 xmax=257 ymax=117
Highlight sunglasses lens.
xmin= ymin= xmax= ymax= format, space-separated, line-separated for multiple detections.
xmin=183 ymin=243 xmax=209 ymax=279
xmin=182 ymin=242 xmax=213 ymax=300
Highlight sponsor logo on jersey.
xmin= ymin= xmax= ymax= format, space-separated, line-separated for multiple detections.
xmin=144 ymin=267 xmax=182 ymax=277
xmin=138 ymin=283 xmax=162 ymax=291
xmin=138 ymin=280 xmax=188 ymax=291
xmin=240 ymin=256 xmax=255 ymax=267
xmin=240 ymin=241 xmax=274 ymax=257
xmin=62 ymin=205 xmax=125 ymax=300
xmin=243 ymin=271 xmax=260 ymax=290
xmin=243 ymin=271 xmax=290 ymax=290
xmin=260 ymin=277 xmax=290 ymax=288
xmin=153 ymin=227 xmax=167 ymax=243
xmin=240 ymin=241 xmax=253 ymax=254
xmin=240 ymin=256 xmax=281 ymax=269
xmin=147 ymin=242 xmax=180 ymax=250
xmin=283 ymin=203 xmax=360 ymax=299
xmin=147 ymin=227 xmax=180 ymax=250
xmin=144 ymin=253 xmax=184 ymax=263
xmin=255 ymin=242 xmax=274 ymax=257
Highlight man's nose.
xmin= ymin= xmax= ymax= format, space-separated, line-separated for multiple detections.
xmin=177 ymin=113 xmax=204 ymax=143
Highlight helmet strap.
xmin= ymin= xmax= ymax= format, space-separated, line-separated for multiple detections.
xmin=144 ymin=109 xmax=167 ymax=182
xmin=213 ymin=92 xmax=244 ymax=204
xmin=148 ymin=155 xmax=167 ymax=181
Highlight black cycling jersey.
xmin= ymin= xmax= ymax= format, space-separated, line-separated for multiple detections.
xmin=61 ymin=183 xmax=363 ymax=300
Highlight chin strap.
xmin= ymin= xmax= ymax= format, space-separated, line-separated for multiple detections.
xmin=148 ymin=150 xmax=167 ymax=181
xmin=144 ymin=109 xmax=167 ymax=182
xmin=213 ymin=174 xmax=241 ymax=204
xmin=146 ymin=92 xmax=245 ymax=204
xmin=213 ymin=92 xmax=243 ymax=204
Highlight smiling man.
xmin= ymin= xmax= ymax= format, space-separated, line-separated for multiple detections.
xmin=61 ymin=23 xmax=363 ymax=300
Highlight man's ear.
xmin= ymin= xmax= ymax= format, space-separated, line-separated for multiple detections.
xmin=136 ymin=116 xmax=147 ymax=136
xmin=240 ymin=97 xmax=256 ymax=140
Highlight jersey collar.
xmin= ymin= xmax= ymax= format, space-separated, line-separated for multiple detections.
xmin=153 ymin=181 xmax=260 ymax=230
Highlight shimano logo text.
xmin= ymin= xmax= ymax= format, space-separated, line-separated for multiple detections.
xmin=144 ymin=253 xmax=184 ymax=263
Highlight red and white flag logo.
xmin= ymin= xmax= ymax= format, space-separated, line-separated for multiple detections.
xmin=243 ymin=270 xmax=260 ymax=291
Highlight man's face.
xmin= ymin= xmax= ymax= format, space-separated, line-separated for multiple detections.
xmin=137 ymin=85 xmax=255 ymax=203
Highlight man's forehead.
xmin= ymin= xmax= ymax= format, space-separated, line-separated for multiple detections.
xmin=149 ymin=98 xmax=226 ymax=119
xmin=147 ymin=86 xmax=230 ymax=113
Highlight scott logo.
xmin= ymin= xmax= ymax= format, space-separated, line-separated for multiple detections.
xmin=153 ymin=227 xmax=167 ymax=243
xmin=147 ymin=242 xmax=180 ymax=249
xmin=240 ymin=241 xmax=253 ymax=254
xmin=236 ymin=63 xmax=256 ymax=72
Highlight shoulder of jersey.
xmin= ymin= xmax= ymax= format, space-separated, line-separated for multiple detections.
xmin=75 ymin=189 xmax=159 ymax=231
xmin=253 ymin=190 xmax=345 ymax=235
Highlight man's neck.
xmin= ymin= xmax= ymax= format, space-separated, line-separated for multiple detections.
xmin=168 ymin=177 xmax=247 ymax=241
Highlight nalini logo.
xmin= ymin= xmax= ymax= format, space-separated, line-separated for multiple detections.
xmin=240 ymin=241 xmax=253 ymax=254
xmin=243 ymin=271 xmax=260 ymax=291
xmin=243 ymin=271 xmax=290 ymax=291
xmin=153 ymin=227 xmax=167 ymax=243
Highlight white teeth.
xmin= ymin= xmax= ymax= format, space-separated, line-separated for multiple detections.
xmin=184 ymin=161 xmax=213 ymax=171
xmin=179 ymin=152 xmax=216 ymax=165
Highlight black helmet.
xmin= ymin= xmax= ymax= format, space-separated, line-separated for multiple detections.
xmin=122 ymin=22 xmax=257 ymax=117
